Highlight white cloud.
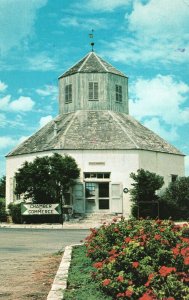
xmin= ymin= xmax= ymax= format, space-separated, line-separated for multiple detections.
xmin=84 ymin=0 xmax=130 ymax=11
xmin=130 ymin=75 xmax=189 ymax=125
xmin=103 ymin=0 xmax=189 ymax=65
xmin=60 ymin=16 xmax=108 ymax=29
xmin=0 ymin=95 xmax=35 ymax=112
xmin=143 ymin=118 xmax=178 ymax=142
xmin=0 ymin=0 xmax=47 ymax=54
xmin=10 ymin=96 xmax=35 ymax=111
xmin=0 ymin=136 xmax=17 ymax=149
xmin=36 ymin=84 xmax=58 ymax=100
xmin=185 ymin=156 xmax=189 ymax=176
xmin=0 ymin=80 xmax=7 ymax=92
xmin=28 ymin=53 xmax=57 ymax=71
xmin=128 ymin=0 xmax=189 ymax=37
xmin=39 ymin=115 xmax=53 ymax=128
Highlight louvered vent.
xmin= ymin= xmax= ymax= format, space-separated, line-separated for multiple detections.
xmin=89 ymin=82 xmax=98 ymax=101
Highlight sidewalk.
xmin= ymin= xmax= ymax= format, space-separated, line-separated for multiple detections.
xmin=0 ymin=220 xmax=102 ymax=230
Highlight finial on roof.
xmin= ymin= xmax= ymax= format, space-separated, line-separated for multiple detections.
xmin=89 ymin=29 xmax=94 ymax=52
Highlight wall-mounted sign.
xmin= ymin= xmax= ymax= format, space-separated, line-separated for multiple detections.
xmin=21 ymin=203 xmax=61 ymax=215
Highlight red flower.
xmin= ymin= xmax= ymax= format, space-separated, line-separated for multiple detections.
xmin=154 ymin=234 xmax=161 ymax=240
xmin=139 ymin=292 xmax=154 ymax=300
xmin=181 ymin=247 xmax=189 ymax=256
xmin=132 ymin=261 xmax=139 ymax=268
xmin=125 ymin=289 xmax=133 ymax=297
xmin=109 ymin=249 xmax=117 ymax=255
xmin=125 ymin=237 xmax=132 ymax=243
xmin=102 ymin=278 xmax=111 ymax=286
xmin=181 ymin=237 xmax=189 ymax=243
xmin=172 ymin=247 xmax=180 ymax=256
xmin=117 ymin=275 xmax=124 ymax=282
xmin=117 ymin=292 xmax=125 ymax=298
xmin=184 ymin=256 xmax=189 ymax=265
xmin=93 ymin=261 xmax=103 ymax=269
xmin=159 ymin=266 xmax=176 ymax=277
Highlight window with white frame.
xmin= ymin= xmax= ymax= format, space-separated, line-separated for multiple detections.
xmin=116 ymin=84 xmax=122 ymax=102
xmin=89 ymin=82 xmax=98 ymax=101
xmin=65 ymin=84 xmax=72 ymax=103
xmin=84 ymin=172 xmax=110 ymax=179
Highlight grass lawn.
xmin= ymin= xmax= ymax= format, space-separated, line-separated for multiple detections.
xmin=63 ymin=245 xmax=112 ymax=300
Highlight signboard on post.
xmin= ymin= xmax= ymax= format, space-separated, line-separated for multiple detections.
xmin=21 ymin=203 xmax=61 ymax=216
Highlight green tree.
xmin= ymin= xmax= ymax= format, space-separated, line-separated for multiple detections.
xmin=159 ymin=176 xmax=189 ymax=220
xmin=130 ymin=169 xmax=164 ymax=218
xmin=0 ymin=198 xmax=7 ymax=221
xmin=15 ymin=153 xmax=80 ymax=204
xmin=0 ymin=176 xmax=6 ymax=198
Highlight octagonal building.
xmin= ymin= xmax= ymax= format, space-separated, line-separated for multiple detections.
xmin=6 ymin=51 xmax=185 ymax=217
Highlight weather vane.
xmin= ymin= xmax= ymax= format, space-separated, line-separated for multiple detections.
xmin=89 ymin=29 xmax=94 ymax=52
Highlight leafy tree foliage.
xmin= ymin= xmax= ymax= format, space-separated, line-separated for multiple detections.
xmin=15 ymin=153 xmax=80 ymax=204
xmin=0 ymin=176 xmax=6 ymax=198
xmin=130 ymin=169 xmax=164 ymax=218
xmin=159 ymin=176 xmax=189 ymax=220
xmin=0 ymin=198 xmax=7 ymax=221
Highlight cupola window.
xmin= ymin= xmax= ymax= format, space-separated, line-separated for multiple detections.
xmin=116 ymin=84 xmax=122 ymax=102
xmin=89 ymin=82 xmax=98 ymax=101
xmin=65 ymin=84 xmax=72 ymax=103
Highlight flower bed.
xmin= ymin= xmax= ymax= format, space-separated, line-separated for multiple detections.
xmin=85 ymin=218 xmax=189 ymax=300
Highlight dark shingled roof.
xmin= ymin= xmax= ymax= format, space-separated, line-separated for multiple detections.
xmin=7 ymin=111 xmax=183 ymax=156
xmin=59 ymin=52 xmax=126 ymax=78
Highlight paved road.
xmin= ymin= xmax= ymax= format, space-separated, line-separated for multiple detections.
xmin=0 ymin=228 xmax=89 ymax=256
xmin=0 ymin=228 xmax=89 ymax=299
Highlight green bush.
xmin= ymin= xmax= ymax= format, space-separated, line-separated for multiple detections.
xmin=85 ymin=218 xmax=189 ymax=300
xmin=129 ymin=169 xmax=164 ymax=218
xmin=160 ymin=177 xmax=189 ymax=220
xmin=8 ymin=202 xmax=22 ymax=223
xmin=0 ymin=197 xmax=7 ymax=222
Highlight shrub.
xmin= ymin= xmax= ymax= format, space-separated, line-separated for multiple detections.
xmin=85 ymin=218 xmax=189 ymax=299
xmin=0 ymin=197 xmax=7 ymax=221
xmin=129 ymin=169 xmax=164 ymax=218
xmin=160 ymin=177 xmax=189 ymax=220
xmin=8 ymin=202 xmax=22 ymax=223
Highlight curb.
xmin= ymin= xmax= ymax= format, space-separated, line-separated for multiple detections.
xmin=0 ymin=222 xmax=100 ymax=230
xmin=47 ymin=243 xmax=82 ymax=300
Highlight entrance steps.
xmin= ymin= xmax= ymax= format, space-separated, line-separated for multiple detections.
xmin=69 ymin=212 xmax=123 ymax=226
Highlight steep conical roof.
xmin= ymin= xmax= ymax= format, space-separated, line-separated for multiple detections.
xmin=7 ymin=111 xmax=183 ymax=157
xmin=59 ymin=52 xmax=126 ymax=78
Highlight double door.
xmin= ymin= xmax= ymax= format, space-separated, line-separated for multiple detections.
xmin=85 ymin=182 xmax=109 ymax=212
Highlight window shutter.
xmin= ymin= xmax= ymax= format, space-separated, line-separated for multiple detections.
xmin=65 ymin=84 xmax=72 ymax=103
xmin=89 ymin=82 xmax=98 ymax=100
xmin=73 ymin=183 xmax=85 ymax=213
xmin=111 ymin=183 xmax=123 ymax=213
xmin=94 ymin=82 xmax=98 ymax=100
xmin=89 ymin=82 xmax=93 ymax=100
xmin=115 ymin=85 xmax=122 ymax=102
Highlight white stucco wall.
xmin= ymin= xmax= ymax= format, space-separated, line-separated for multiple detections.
xmin=6 ymin=149 xmax=185 ymax=217
xmin=138 ymin=150 xmax=185 ymax=188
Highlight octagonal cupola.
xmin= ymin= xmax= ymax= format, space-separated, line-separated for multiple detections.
xmin=58 ymin=51 xmax=129 ymax=114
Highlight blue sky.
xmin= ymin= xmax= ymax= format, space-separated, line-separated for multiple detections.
xmin=0 ymin=0 xmax=189 ymax=177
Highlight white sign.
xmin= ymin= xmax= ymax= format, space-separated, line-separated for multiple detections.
xmin=21 ymin=203 xmax=61 ymax=215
